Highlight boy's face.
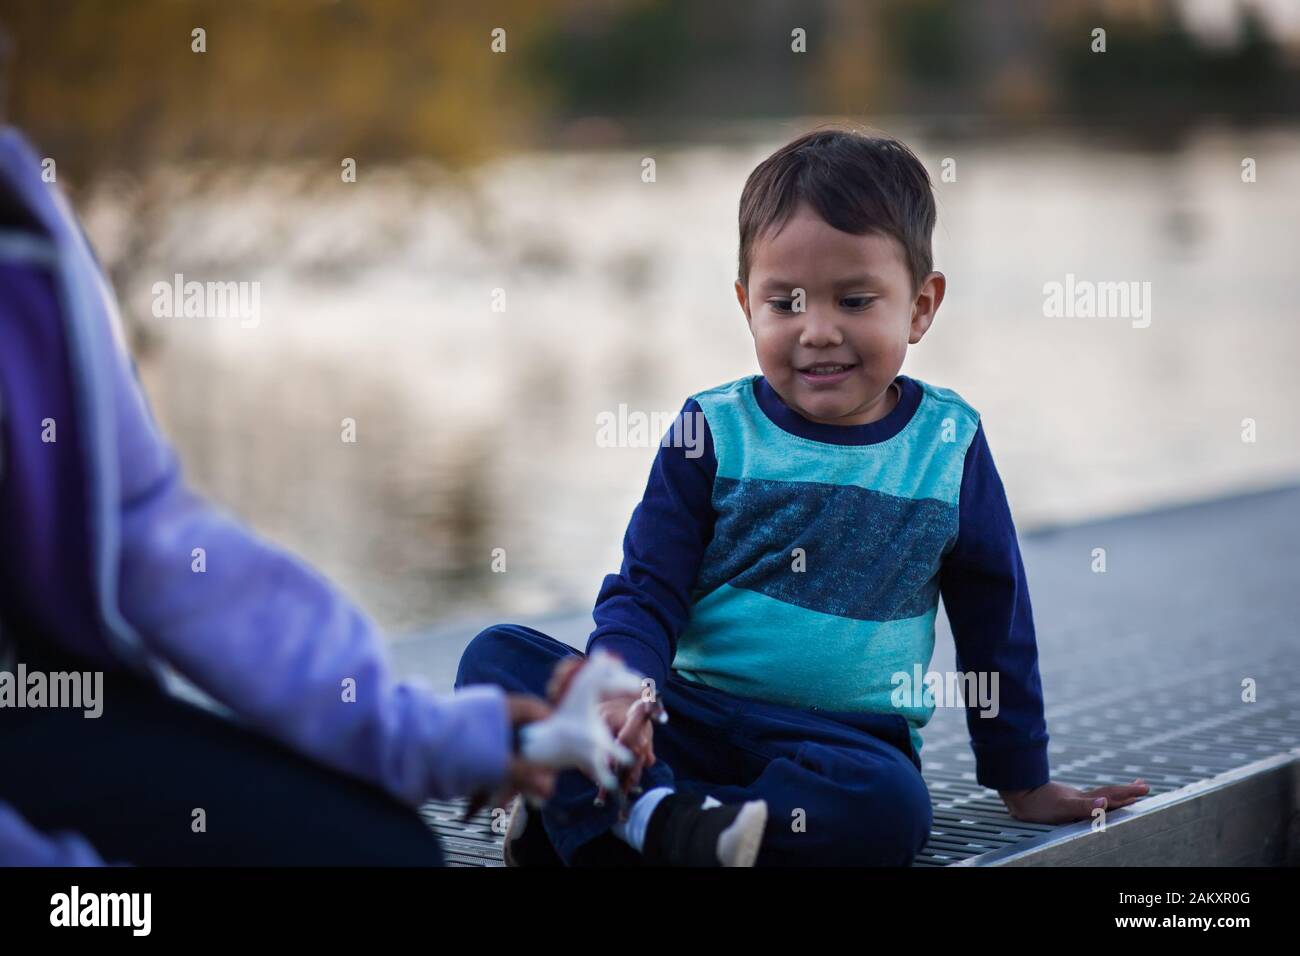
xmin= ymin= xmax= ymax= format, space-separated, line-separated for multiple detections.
xmin=735 ymin=200 xmax=944 ymax=426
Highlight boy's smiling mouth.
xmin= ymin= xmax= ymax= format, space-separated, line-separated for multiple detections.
xmin=795 ymin=361 xmax=858 ymax=386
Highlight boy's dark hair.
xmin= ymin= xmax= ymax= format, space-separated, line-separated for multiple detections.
xmin=737 ymin=127 xmax=937 ymax=293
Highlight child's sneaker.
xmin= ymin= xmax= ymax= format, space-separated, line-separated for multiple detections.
xmin=642 ymin=792 xmax=768 ymax=866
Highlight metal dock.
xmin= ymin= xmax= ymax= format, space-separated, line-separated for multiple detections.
xmin=393 ymin=483 xmax=1300 ymax=866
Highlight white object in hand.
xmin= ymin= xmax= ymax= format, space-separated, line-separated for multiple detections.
xmin=518 ymin=651 xmax=645 ymax=790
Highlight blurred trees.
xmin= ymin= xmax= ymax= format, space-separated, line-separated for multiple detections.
xmin=1 ymin=0 xmax=558 ymax=182
xmin=2 ymin=0 xmax=1295 ymax=185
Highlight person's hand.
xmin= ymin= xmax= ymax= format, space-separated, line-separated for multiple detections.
xmin=598 ymin=693 xmax=658 ymax=795
xmin=465 ymin=694 xmax=557 ymax=819
xmin=1000 ymin=778 xmax=1149 ymax=824
xmin=598 ymin=693 xmax=641 ymax=736
xmin=503 ymin=694 xmax=558 ymax=803
xmin=546 ymin=657 xmax=659 ymax=793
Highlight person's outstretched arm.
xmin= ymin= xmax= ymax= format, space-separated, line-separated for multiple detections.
xmin=940 ymin=421 xmax=1148 ymax=821
xmin=96 ymin=265 xmax=510 ymax=810
xmin=114 ymin=453 xmax=512 ymax=804
xmin=0 ymin=127 xmax=512 ymax=808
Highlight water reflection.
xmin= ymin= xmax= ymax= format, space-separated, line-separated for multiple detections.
xmin=85 ymin=128 xmax=1300 ymax=633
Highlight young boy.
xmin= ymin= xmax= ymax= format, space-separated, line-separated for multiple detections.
xmin=457 ymin=127 xmax=1148 ymax=867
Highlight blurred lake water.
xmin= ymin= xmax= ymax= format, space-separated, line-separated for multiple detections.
xmin=82 ymin=125 xmax=1300 ymax=634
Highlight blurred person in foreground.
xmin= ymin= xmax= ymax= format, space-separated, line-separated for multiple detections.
xmin=0 ymin=123 xmax=559 ymax=866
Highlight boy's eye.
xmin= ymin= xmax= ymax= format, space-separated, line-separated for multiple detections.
xmin=768 ymin=296 xmax=875 ymax=313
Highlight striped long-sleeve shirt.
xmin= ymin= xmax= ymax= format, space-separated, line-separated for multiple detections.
xmin=587 ymin=373 xmax=1050 ymax=791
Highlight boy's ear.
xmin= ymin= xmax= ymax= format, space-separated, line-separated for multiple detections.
xmin=908 ymin=271 xmax=945 ymax=345
xmin=734 ymin=279 xmax=754 ymax=329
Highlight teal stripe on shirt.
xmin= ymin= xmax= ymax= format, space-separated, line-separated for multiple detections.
xmin=676 ymin=583 xmax=936 ymax=756
xmin=692 ymin=375 xmax=977 ymax=506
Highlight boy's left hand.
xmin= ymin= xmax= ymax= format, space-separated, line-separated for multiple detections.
xmin=999 ymin=778 xmax=1149 ymax=824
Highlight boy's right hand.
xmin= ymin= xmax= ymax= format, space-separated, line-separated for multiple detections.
xmin=598 ymin=692 xmax=657 ymax=792
xmin=545 ymin=656 xmax=659 ymax=791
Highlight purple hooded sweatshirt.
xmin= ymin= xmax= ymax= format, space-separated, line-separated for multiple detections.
xmin=0 ymin=128 xmax=510 ymax=865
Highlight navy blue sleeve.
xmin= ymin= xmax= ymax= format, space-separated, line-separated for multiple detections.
xmin=939 ymin=421 xmax=1051 ymax=792
xmin=586 ymin=398 xmax=717 ymax=695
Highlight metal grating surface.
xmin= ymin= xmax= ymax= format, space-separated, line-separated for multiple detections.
xmin=412 ymin=484 xmax=1300 ymax=866
xmin=418 ymin=803 xmax=507 ymax=867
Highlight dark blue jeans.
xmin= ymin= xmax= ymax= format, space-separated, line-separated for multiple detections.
xmin=456 ymin=623 xmax=934 ymax=866
xmin=0 ymin=634 xmax=444 ymax=866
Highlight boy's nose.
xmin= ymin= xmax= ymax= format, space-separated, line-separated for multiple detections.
xmin=798 ymin=310 xmax=844 ymax=348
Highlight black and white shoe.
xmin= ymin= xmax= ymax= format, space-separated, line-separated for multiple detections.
xmin=643 ymin=793 xmax=768 ymax=867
